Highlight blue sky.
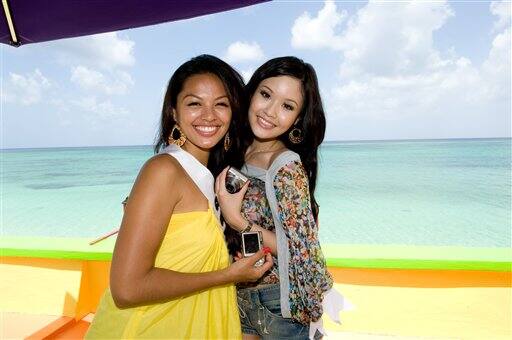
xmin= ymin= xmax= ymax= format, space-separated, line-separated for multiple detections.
xmin=1 ymin=0 xmax=510 ymax=148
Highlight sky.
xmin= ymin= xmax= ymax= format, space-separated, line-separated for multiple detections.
xmin=1 ymin=0 xmax=510 ymax=149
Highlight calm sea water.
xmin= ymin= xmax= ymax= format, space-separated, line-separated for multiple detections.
xmin=1 ymin=139 xmax=510 ymax=247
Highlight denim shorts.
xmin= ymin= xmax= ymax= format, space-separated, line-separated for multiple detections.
xmin=237 ymin=284 xmax=320 ymax=339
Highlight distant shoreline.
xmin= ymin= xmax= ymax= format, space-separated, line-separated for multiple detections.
xmin=1 ymin=136 xmax=510 ymax=151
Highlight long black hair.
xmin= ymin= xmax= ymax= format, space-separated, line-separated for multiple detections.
xmin=154 ymin=54 xmax=246 ymax=177
xmin=245 ymin=56 xmax=325 ymax=218
xmin=225 ymin=56 xmax=326 ymax=255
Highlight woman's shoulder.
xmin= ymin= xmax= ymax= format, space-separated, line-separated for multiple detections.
xmin=268 ymin=149 xmax=302 ymax=176
xmin=128 ymin=154 xmax=185 ymax=208
xmin=139 ymin=154 xmax=185 ymax=184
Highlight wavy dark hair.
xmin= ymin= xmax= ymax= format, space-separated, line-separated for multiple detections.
xmin=225 ymin=56 xmax=326 ymax=255
xmin=154 ymin=54 xmax=246 ymax=177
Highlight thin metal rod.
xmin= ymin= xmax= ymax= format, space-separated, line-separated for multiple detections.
xmin=1 ymin=0 xmax=18 ymax=45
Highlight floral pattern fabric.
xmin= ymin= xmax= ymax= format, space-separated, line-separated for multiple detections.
xmin=273 ymin=160 xmax=333 ymax=324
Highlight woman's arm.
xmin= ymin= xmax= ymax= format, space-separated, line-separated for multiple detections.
xmin=272 ymin=159 xmax=332 ymax=324
xmin=110 ymin=155 xmax=272 ymax=308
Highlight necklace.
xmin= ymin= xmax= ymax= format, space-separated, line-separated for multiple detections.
xmin=246 ymin=140 xmax=285 ymax=163
xmin=247 ymin=140 xmax=281 ymax=155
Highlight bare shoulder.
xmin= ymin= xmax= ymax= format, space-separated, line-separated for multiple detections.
xmin=126 ymin=153 xmax=185 ymax=211
xmin=137 ymin=154 xmax=185 ymax=187
xmin=144 ymin=153 xmax=181 ymax=170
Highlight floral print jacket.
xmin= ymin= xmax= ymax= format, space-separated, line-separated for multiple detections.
xmin=240 ymin=150 xmax=333 ymax=324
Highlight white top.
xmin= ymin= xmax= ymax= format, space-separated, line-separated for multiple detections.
xmin=160 ymin=144 xmax=221 ymax=220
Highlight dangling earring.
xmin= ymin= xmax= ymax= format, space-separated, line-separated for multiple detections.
xmin=168 ymin=124 xmax=186 ymax=147
xmin=288 ymin=126 xmax=303 ymax=144
xmin=224 ymin=132 xmax=231 ymax=151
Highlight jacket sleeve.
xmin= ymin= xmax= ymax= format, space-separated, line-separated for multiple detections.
xmin=273 ymin=159 xmax=333 ymax=324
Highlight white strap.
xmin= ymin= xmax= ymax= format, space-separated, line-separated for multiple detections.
xmin=160 ymin=144 xmax=220 ymax=219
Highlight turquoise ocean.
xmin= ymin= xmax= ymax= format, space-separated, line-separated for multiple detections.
xmin=1 ymin=138 xmax=510 ymax=247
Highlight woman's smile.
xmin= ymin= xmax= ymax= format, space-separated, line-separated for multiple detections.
xmin=256 ymin=115 xmax=276 ymax=129
xmin=193 ymin=124 xmax=221 ymax=136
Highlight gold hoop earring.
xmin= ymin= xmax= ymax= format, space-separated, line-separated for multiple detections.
xmin=289 ymin=127 xmax=303 ymax=144
xmin=168 ymin=124 xmax=186 ymax=147
xmin=224 ymin=132 xmax=231 ymax=151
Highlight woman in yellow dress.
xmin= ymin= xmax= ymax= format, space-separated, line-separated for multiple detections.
xmin=86 ymin=55 xmax=273 ymax=339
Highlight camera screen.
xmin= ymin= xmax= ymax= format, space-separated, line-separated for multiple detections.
xmin=243 ymin=233 xmax=260 ymax=254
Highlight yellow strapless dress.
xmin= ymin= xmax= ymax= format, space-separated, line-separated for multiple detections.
xmin=86 ymin=208 xmax=241 ymax=339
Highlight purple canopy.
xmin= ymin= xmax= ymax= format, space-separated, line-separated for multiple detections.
xmin=1 ymin=0 xmax=267 ymax=47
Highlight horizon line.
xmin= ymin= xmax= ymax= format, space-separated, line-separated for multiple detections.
xmin=1 ymin=136 xmax=510 ymax=151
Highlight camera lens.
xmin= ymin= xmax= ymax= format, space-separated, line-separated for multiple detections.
xmin=225 ymin=183 xmax=236 ymax=194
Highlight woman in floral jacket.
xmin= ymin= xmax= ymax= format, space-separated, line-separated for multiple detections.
xmin=216 ymin=56 xmax=344 ymax=340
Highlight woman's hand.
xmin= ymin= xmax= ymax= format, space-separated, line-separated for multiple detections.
xmin=225 ymin=248 xmax=273 ymax=282
xmin=233 ymin=251 xmax=243 ymax=262
xmin=215 ymin=167 xmax=250 ymax=231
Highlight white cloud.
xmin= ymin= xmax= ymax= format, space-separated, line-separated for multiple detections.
xmin=490 ymin=1 xmax=511 ymax=32
xmin=70 ymin=66 xmax=134 ymax=95
xmin=52 ymin=32 xmax=135 ymax=70
xmin=329 ymin=58 xmax=481 ymax=119
xmin=481 ymin=26 xmax=511 ymax=100
xmin=291 ymin=0 xmax=454 ymax=77
xmin=484 ymin=1 xmax=511 ymax=101
xmin=240 ymin=68 xmax=255 ymax=83
xmin=291 ymin=0 xmax=510 ymax=140
xmin=337 ymin=1 xmax=454 ymax=78
xmin=224 ymin=41 xmax=264 ymax=63
xmin=291 ymin=0 xmax=346 ymax=50
xmin=4 ymin=32 xmax=137 ymax=121
xmin=35 ymin=32 xmax=137 ymax=114
xmin=3 ymin=69 xmax=51 ymax=105
xmin=71 ymin=96 xmax=128 ymax=120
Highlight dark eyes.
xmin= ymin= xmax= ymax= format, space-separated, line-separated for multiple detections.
xmin=283 ymin=104 xmax=294 ymax=111
xmin=187 ymin=102 xmax=229 ymax=107
xmin=259 ymin=90 xmax=294 ymax=111
xmin=260 ymin=90 xmax=270 ymax=99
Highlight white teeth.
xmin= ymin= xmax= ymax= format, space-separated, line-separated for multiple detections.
xmin=195 ymin=126 xmax=218 ymax=133
xmin=257 ymin=116 xmax=275 ymax=128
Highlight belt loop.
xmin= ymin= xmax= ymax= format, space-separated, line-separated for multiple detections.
xmin=252 ymin=288 xmax=261 ymax=305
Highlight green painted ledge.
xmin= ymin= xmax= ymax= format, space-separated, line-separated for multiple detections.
xmin=1 ymin=237 xmax=511 ymax=272
xmin=322 ymin=244 xmax=512 ymax=272
xmin=0 ymin=237 xmax=116 ymax=261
